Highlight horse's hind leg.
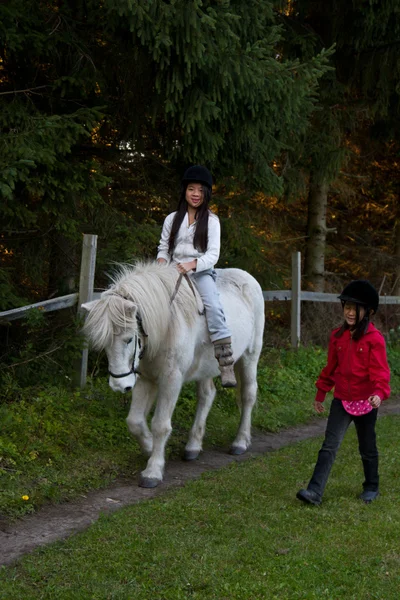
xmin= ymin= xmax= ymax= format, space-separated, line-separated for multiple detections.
xmin=126 ymin=378 xmax=157 ymax=456
xmin=230 ymin=355 xmax=258 ymax=455
xmin=184 ymin=378 xmax=216 ymax=461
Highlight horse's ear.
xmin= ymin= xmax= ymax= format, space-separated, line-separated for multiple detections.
xmin=81 ymin=300 xmax=99 ymax=312
xmin=122 ymin=299 xmax=137 ymax=318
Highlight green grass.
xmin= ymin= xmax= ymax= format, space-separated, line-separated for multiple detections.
xmin=0 ymin=383 xmax=144 ymax=520
xmin=0 ymin=345 xmax=398 ymax=521
xmin=1 ymin=415 xmax=399 ymax=599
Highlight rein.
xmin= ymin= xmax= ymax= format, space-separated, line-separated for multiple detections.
xmin=170 ymin=272 xmax=204 ymax=315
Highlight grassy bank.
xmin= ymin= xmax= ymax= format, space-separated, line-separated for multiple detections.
xmin=1 ymin=415 xmax=399 ymax=598
xmin=1 ymin=345 xmax=399 ymax=521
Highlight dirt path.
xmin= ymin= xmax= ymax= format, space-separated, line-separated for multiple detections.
xmin=2 ymin=400 xmax=400 ymax=567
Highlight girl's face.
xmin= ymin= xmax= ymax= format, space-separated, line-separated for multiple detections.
xmin=343 ymin=301 xmax=366 ymax=328
xmin=185 ymin=183 xmax=204 ymax=210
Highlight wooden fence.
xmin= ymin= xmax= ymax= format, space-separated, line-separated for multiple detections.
xmin=264 ymin=252 xmax=400 ymax=348
xmin=0 ymin=234 xmax=98 ymax=388
xmin=1 ymin=240 xmax=400 ymax=387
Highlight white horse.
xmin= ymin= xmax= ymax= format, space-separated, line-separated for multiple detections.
xmin=82 ymin=262 xmax=264 ymax=488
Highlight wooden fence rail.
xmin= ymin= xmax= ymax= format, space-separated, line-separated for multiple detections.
xmin=1 ymin=244 xmax=399 ymax=386
xmin=0 ymin=293 xmax=79 ymax=322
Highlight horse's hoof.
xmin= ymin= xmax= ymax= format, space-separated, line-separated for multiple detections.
xmin=183 ymin=449 xmax=200 ymax=461
xmin=139 ymin=476 xmax=162 ymax=488
xmin=229 ymin=445 xmax=247 ymax=456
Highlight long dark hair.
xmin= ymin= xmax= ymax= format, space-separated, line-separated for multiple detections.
xmin=335 ymin=302 xmax=371 ymax=341
xmin=168 ymin=184 xmax=212 ymax=256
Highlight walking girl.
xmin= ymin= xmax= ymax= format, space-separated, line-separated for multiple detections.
xmin=296 ymin=280 xmax=390 ymax=505
xmin=157 ymin=165 xmax=237 ymax=388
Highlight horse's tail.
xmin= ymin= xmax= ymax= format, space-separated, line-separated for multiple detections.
xmin=241 ymin=279 xmax=265 ymax=355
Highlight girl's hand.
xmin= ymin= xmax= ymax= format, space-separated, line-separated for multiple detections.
xmin=177 ymin=260 xmax=197 ymax=274
xmin=314 ymin=400 xmax=325 ymax=414
xmin=368 ymin=395 xmax=382 ymax=408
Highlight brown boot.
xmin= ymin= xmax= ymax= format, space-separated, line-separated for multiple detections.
xmin=213 ymin=337 xmax=237 ymax=388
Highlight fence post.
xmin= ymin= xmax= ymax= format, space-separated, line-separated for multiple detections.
xmin=291 ymin=251 xmax=301 ymax=348
xmin=74 ymin=234 xmax=97 ymax=388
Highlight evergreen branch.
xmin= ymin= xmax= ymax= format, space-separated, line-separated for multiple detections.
xmin=0 ymin=230 xmax=39 ymax=235
xmin=267 ymin=235 xmax=309 ymax=243
xmin=340 ymin=172 xmax=369 ymax=179
xmin=0 ymin=85 xmax=51 ymax=96
xmin=48 ymin=16 xmax=62 ymax=36
xmin=265 ymin=230 xmax=337 ymax=246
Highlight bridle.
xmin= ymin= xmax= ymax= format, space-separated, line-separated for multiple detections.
xmin=108 ymin=312 xmax=148 ymax=380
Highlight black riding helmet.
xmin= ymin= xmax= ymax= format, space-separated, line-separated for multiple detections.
xmin=338 ymin=280 xmax=379 ymax=314
xmin=182 ymin=165 xmax=213 ymax=190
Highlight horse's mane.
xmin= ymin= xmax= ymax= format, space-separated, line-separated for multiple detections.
xmin=84 ymin=261 xmax=200 ymax=357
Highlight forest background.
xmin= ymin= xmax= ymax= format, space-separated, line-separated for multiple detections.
xmin=1 ymin=0 xmax=400 ymax=384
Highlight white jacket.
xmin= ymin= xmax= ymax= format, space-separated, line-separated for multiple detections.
xmin=157 ymin=211 xmax=221 ymax=273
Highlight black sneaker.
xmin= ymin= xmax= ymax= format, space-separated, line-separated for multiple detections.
xmin=359 ymin=490 xmax=379 ymax=504
xmin=296 ymin=488 xmax=322 ymax=506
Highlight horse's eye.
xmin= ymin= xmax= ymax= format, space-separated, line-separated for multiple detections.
xmin=126 ymin=338 xmax=133 ymax=345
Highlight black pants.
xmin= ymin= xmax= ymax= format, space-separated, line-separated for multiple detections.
xmin=308 ymin=398 xmax=379 ymax=498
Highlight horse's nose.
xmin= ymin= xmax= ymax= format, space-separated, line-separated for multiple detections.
xmin=124 ymin=386 xmax=133 ymax=393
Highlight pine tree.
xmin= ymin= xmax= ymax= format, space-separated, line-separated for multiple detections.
xmin=1 ymin=0 xmax=332 ymax=307
xmin=277 ymin=0 xmax=400 ymax=291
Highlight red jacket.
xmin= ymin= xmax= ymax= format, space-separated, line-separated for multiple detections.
xmin=315 ymin=323 xmax=391 ymax=403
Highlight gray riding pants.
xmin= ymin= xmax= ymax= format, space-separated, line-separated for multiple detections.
xmin=191 ymin=269 xmax=231 ymax=343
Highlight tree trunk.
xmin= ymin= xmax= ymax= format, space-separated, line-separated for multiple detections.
xmin=304 ymin=175 xmax=329 ymax=292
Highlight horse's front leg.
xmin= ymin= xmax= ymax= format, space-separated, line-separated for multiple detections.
xmin=184 ymin=378 xmax=216 ymax=461
xmin=126 ymin=378 xmax=157 ymax=457
xmin=139 ymin=373 xmax=183 ymax=488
